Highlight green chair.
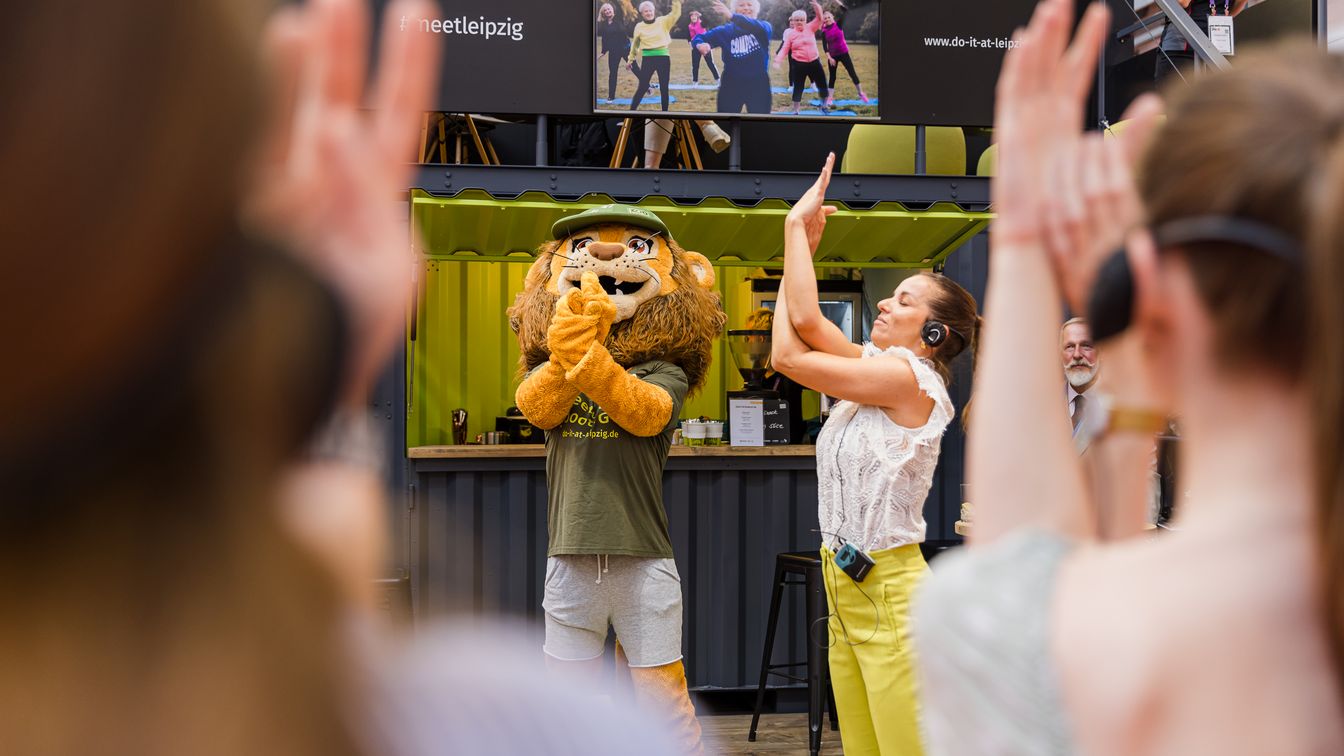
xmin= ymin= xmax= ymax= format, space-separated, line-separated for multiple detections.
xmin=976 ymin=143 xmax=997 ymax=176
xmin=838 ymin=125 xmax=967 ymax=175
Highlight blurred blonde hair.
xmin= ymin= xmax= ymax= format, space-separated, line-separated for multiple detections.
xmin=744 ymin=307 xmax=775 ymax=330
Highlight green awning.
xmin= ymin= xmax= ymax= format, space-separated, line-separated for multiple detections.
xmin=412 ymin=189 xmax=991 ymax=269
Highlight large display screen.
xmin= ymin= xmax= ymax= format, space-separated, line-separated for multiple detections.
xmin=370 ymin=1 xmax=1094 ymax=126
xmin=593 ymin=0 xmax=881 ymax=120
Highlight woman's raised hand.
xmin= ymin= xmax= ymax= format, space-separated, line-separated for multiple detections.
xmin=786 ymin=152 xmax=838 ymax=254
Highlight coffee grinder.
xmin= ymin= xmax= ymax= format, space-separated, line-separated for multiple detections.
xmin=725 ymin=329 xmax=790 ymax=444
xmin=725 ymin=329 xmax=778 ymax=400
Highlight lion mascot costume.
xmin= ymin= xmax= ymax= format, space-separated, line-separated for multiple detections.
xmin=510 ymin=204 xmax=725 ymax=754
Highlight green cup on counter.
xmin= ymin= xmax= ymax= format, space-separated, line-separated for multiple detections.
xmin=683 ymin=420 xmax=706 ymax=446
xmin=704 ymin=420 xmax=724 ymax=446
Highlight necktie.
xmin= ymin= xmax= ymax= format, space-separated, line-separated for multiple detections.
xmin=1071 ymin=394 xmax=1086 ymax=435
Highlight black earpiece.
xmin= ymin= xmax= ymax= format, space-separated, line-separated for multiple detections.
xmin=920 ymin=320 xmax=949 ymax=348
xmin=1086 ymin=249 xmax=1134 ymax=343
xmin=1086 ymin=216 xmax=1304 ymax=343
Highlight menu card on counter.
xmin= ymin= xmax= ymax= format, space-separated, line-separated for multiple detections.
xmin=729 ymin=398 xmax=764 ymax=447
xmin=729 ymin=399 xmax=791 ymax=446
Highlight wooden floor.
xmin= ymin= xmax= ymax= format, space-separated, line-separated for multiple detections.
xmin=702 ymin=713 xmax=845 ymax=755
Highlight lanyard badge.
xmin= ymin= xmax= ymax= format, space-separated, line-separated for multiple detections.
xmin=1207 ymin=0 xmax=1234 ymax=55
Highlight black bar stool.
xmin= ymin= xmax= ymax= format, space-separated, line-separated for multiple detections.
xmin=748 ymin=551 xmax=838 ymax=756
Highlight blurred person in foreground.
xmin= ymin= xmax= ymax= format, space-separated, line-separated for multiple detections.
xmin=0 ymin=1 xmax=675 ymax=754
xmin=913 ymin=0 xmax=1344 ymax=753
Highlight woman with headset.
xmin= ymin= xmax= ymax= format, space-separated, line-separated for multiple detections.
xmin=771 ymin=152 xmax=980 ymax=756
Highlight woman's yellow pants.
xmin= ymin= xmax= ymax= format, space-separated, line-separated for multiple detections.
xmin=821 ymin=543 xmax=927 ymax=756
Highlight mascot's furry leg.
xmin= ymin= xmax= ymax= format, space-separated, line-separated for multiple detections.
xmin=628 ymin=659 xmax=703 ymax=755
xmin=617 ymin=639 xmax=703 ymax=754
xmin=618 ymin=641 xmax=702 ymax=754
xmin=616 ymin=640 xmax=703 ymax=756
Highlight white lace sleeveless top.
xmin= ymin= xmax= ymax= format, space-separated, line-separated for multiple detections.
xmin=816 ymin=343 xmax=954 ymax=553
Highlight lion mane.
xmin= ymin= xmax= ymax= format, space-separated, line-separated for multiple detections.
xmin=509 ymin=235 xmax=726 ymax=395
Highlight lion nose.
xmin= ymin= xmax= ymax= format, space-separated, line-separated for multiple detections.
xmin=586 ymin=242 xmax=626 ymax=261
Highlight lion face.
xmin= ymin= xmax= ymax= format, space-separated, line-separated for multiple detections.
xmin=546 ymin=224 xmax=692 ymax=323
xmin=509 ymin=221 xmax=726 ymax=393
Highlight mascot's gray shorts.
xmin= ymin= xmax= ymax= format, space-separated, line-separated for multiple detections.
xmin=542 ymin=554 xmax=683 ymax=667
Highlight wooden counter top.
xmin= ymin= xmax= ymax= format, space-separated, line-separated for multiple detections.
xmin=408 ymin=444 xmax=817 ymax=459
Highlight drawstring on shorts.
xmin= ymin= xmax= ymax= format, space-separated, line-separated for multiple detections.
xmin=595 ymin=554 xmax=610 ymax=584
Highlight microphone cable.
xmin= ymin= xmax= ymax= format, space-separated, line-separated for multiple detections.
xmin=809 ymin=529 xmax=881 ymax=649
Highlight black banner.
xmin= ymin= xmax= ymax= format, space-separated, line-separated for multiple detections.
xmin=371 ymin=0 xmax=590 ymax=115
xmin=880 ymin=0 xmax=1036 ymax=125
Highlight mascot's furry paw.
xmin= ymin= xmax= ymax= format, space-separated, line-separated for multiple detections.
xmin=548 ymin=272 xmax=617 ymax=369
xmin=565 ymin=341 xmax=673 ymax=436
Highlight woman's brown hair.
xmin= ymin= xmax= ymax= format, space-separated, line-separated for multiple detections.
xmin=0 ymin=1 xmax=360 ymax=753
xmin=1138 ymin=42 xmax=1344 ymax=685
xmin=921 ymin=272 xmax=982 ymax=386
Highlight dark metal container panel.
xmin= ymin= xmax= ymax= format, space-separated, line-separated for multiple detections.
xmin=924 ymin=232 xmax=987 ymax=542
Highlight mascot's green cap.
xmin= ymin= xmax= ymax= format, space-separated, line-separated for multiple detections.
xmin=550 ymin=204 xmax=669 ymax=240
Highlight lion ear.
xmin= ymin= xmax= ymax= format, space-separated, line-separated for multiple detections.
xmin=682 ymin=251 xmax=715 ymax=289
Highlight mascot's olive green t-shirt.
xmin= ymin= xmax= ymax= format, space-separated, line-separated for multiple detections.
xmin=543 ymin=360 xmax=687 ymax=558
